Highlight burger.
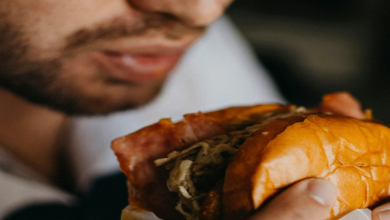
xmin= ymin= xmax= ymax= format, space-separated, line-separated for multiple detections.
xmin=111 ymin=92 xmax=390 ymax=220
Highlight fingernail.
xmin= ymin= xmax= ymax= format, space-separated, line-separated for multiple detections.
xmin=306 ymin=179 xmax=337 ymax=206
xmin=373 ymin=208 xmax=390 ymax=220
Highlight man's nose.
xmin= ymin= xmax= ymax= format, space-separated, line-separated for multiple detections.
xmin=129 ymin=0 xmax=233 ymax=27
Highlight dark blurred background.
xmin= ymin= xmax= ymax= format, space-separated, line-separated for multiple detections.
xmin=227 ymin=0 xmax=390 ymax=125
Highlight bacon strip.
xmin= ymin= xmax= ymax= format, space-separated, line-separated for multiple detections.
xmin=112 ymin=113 xmax=228 ymax=219
xmin=320 ymin=92 xmax=365 ymax=119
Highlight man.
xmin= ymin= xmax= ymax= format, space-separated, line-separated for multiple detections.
xmin=0 ymin=1 xmax=387 ymax=220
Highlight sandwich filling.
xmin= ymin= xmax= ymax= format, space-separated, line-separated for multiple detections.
xmin=155 ymin=106 xmax=308 ymax=220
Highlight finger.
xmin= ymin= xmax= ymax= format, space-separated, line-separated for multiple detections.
xmin=248 ymin=178 xmax=338 ymax=220
xmin=372 ymin=203 xmax=390 ymax=220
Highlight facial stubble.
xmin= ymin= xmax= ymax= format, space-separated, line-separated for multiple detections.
xmin=0 ymin=18 xmax=171 ymax=115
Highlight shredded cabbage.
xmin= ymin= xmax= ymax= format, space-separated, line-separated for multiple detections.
xmin=155 ymin=107 xmax=307 ymax=220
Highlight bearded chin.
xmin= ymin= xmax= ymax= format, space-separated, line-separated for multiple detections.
xmin=0 ymin=56 xmax=162 ymax=115
xmin=0 ymin=32 xmax=158 ymax=116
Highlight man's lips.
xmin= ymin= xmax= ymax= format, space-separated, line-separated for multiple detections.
xmin=93 ymin=51 xmax=183 ymax=83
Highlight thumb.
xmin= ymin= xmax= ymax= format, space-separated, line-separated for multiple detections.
xmin=248 ymin=178 xmax=338 ymax=220
xmin=372 ymin=203 xmax=390 ymax=220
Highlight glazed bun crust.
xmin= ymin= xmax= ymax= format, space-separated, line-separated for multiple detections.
xmin=223 ymin=114 xmax=390 ymax=220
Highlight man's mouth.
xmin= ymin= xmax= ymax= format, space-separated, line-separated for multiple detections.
xmin=93 ymin=50 xmax=183 ymax=83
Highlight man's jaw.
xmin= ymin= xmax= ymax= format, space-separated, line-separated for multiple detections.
xmin=0 ymin=15 xmax=202 ymax=115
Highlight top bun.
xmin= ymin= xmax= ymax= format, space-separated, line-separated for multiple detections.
xmin=224 ymin=114 xmax=390 ymax=220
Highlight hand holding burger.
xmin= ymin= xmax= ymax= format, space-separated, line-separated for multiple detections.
xmin=250 ymin=178 xmax=390 ymax=220
xmin=112 ymin=92 xmax=390 ymax=220
xmin=248 ymin=178 xmax=338 ymax=220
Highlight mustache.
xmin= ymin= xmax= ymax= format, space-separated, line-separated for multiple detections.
xmin=65 ymin=14 xmax=205 ymax=50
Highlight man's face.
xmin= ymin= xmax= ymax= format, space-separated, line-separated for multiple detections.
xmin=0 ymin=0 xmax=232 ymax=114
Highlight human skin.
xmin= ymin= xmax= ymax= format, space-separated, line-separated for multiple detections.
xmin=0 ymin=0 xmax=232 ymax=115
xmin=249 ymin=178 xmax=338 ymax=220
xmin=252 ymin=178 xmax=389 ymax=220
xmin=0 ymin=1 xmax=387 ymax=219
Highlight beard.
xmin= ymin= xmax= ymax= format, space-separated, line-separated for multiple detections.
xmin=0 ymin=14 xmax=197 ymax=115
